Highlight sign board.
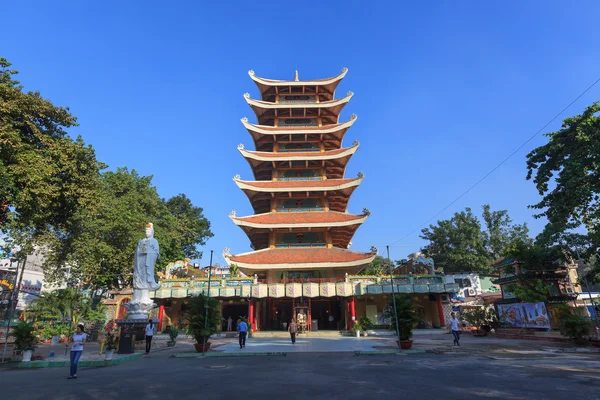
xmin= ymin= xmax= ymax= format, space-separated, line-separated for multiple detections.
xmin=497 ymin=302 xmax=550 ymax=328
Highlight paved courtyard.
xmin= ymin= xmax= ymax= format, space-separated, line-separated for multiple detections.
xmin=214 ymin=336 xmax=389 ymax=353
xmin=2 ymin=335 xmax=600 ymax=399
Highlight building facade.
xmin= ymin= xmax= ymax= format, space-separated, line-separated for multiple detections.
xmin=151 ymin=69 xmax=459 ymax=332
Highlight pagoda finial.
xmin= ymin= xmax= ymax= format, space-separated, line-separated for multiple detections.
xmin=294 ymin=69 xmax=299 ymax=82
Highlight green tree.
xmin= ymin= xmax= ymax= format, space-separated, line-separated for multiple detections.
xmin=526 ymin=102 xmax=599 ymax=264
xmin=360 ymin=255 xmax=394 ymax=275
xmin=44 ymin=168 xmax=212 ymax=289
xmin=228 ymin=263 xmax=240 ymax=277
xmin=28 ymin=288 xmax=107 ymax=326
xmin=420 ymin=205 xmax=532 ymax=273
xmin=0 ymin=58 xmax=104 ymax=252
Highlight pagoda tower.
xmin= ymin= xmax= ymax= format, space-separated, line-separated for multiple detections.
xmin=224 ymin=68 xmax=376 ymax=281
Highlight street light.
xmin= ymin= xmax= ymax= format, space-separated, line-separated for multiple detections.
xmin=386 ymin=246 xmax=401 ymax=352
xmin=202 ymin=250 xmax=214 ymax=356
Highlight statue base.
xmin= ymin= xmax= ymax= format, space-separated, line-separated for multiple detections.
xmin=124 ymin=288 xmax=157 ymax=320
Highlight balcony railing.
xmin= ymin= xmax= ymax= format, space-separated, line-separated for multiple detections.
xmin=277 ymin=177 xmax=324 ymax=181
xmin=276 ymin=149 xmax=320 ymax=153
xmin=274 ymin=243 xmax=327 ymax=248
xmin=275 ymin=207 xmax=325 ymax=213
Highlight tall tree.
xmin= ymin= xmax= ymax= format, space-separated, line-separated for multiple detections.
xmin=526 ymin=102 xmax=600 ymax=277
xmin=44 ymin=168 xmax=213 ymax=289
xmin=420 ymin=205 xmax=531 ymax=273
xmin=0 ymin=58 xmax=104 ymax=252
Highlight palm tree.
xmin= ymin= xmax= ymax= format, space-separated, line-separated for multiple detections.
xmin=228 ymin=264 xmax=239 ymax=278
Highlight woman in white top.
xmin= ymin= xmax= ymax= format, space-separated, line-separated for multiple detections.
xmin=68 ymin=324 xmax=86 ymax=379
xmin=145 ymin=319 xmax=154 ymax=354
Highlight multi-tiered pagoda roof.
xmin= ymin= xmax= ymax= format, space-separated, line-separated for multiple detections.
xmin=224 ymin=68 xmax=375 ymax=274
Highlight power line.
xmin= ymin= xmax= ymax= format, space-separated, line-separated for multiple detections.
xmin=387 ymin=75 xmax=600 ymax=248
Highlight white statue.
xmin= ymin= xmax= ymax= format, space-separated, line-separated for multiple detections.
xmin=124 ymin=223 xmax=160 ymax=319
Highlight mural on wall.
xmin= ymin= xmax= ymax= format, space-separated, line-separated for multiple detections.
xmin=498 ymin=302 xmax=550 ymax=328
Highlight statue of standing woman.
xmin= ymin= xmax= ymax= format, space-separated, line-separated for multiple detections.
xmin=133 ymin=222 xmax=160 ymax=290
xmin=125 ymin=223 xmax=160 ymax=320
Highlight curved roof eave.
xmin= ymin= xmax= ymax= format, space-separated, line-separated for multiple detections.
xmin=241 ymin=114 xmax=357 ymax=135
xmin=248 ymin=67 xmax=348 ymax=87
xmin=232 ymin=175 xmax=364 ymax=193
xmin=244 ymin=91 xmax=353 ymax=109
xmin=230 ymin=212 xmax=368 ymax=229
xmin=238 ymin=142 xmax=359 ymax=162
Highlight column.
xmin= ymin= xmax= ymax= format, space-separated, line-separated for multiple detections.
xmin=437 ymin=295 xmax=445 ymax=327
xmin=249 ymin=300 xmax=256 ymax=331
xmin=157 ymin=304 xmax=165 ymax=331
xmin=349 ymin=297 xmax=356 ymax=329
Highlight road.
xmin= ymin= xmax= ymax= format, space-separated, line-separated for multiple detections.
xmin=2 ymin=344 xmax=600 ymax=400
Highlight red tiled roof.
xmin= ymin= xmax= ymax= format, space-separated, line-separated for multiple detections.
xmin=234 ymin=212 xmax=365 ymax=225
xmin=238 ymin=178 xmax=359 ymax=189
xmin=247 ymin=123 xmax=346 ymax=132
xmin=243 ymin=148 xmax=351 ymax=159
xmin=230 ymin=248 xmax=374 ymax=265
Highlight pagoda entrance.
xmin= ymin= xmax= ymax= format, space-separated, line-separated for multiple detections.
xmin=311 ymin=298 xmax=343 ymax=331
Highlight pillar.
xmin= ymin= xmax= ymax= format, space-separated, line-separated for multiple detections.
xmin=437 ymin=295 xmax=445 ymax=327
xmin=349 ymin=297 xmax=356 ymax=329
xmin=249 ymin=300 xmax=256 ymax=331
xmin=157 ymin=304 xmax=165 ymax=331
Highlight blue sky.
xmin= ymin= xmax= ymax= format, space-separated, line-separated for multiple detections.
xmin=3 ymin=1 xmax=599 ymax=265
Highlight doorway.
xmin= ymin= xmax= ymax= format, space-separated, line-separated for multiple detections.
xmin=311 ymin=299 xmax=342 ymax=330
xmin=221 ymin=303 xmax=249 ymax=331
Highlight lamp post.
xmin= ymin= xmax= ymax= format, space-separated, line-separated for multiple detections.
xmin=2 ymin=255 xmax=26 ymax=363
xmin=202 ymin=250 xmax=214 ymax=356
xmin=387 ymin=246 xmax=401 ymax=352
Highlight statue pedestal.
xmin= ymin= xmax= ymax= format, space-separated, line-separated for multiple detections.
xmin=124 ymin=288 xmax=157 ymax=320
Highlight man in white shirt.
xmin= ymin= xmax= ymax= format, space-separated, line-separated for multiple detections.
xmin=449 ymin=312 xmax=461 ymax=346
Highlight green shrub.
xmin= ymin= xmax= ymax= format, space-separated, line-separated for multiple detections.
xmin=13 ymin=321 xmax=37 ymax=351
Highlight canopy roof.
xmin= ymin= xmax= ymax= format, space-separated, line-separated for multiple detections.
xmin=233 ymin=175 xmax=363 ymax=214
xmin=244 ymin=92 xmax=353 ymax=126
xmin=238 ymin=142 xmax=359 ymax=181
xmin=249 ymin=68 xmax=348 ymax=102
xmin=226 ymin=246 xmax=376 ymax=273
xmin=242 ymin=115 xmax=357 ymax=152
xmin=230 ymin=211 xmax=368 ymax=250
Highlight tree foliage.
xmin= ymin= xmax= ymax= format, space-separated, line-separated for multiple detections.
xmin=526 ymin=102 xmax=600 ymax=269
xmin=420 ymin=205 xmax=531 ymax=273
xmin=28 ymin=288 xmax=107 ymax=326
xmin=0 ymin=57 xmax=104 ymax=252
xmin=43 ymin=168 xmax=213 ymax=289
xmin=359 ymin=255 xmax=394 ymax=275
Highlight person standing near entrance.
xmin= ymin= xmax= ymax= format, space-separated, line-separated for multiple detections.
xmin=227 ymin=316 xmax=233 ymax=332
xmin=288 ymin=318 xmax=298 ymax=344
xmin=145 ymin=319 xmax=154 ymax=354
xmin=449 ymin=312 xmax=461 ymax=346
xmin=238 ymin=318 xmax=248 ymax=349
xmin=68 ymin=324 xmax=86 ymax=379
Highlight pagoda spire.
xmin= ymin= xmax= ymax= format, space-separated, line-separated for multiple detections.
xmin=294 ymin=69 xmax=299 ymax=81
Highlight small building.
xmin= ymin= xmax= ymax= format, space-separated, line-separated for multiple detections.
xmin=444 ymin=272 xmax=500 ymax=298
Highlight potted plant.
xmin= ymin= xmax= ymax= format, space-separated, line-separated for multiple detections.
xmin=460 ymin=308 xmax=497 ymax=336
xmin=167 ymin=326 xmax=179 ymax=347
xmin=385 ymin=294 xmax=422 ymax=350
xmin=183 ymin=294 xmax=221 ymax=352
xmin=352 ymin=321 xmax=362 ymax=338
xmin=13 ymin=321 xmax=37 ymax=362
xmin=358 ymin=317 xmax=373 ymax=337
xmin=103 ymin=320 xmax=118 ymax=360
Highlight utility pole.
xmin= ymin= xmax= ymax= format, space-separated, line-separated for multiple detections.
xmin=387 ymin=246 xmax=401 ymax=352
xmin=2 ymin=255 xmax=27 ymax=363
xmin=202 ymin=250 xmax=213 ymax=356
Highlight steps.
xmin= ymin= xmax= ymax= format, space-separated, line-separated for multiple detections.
xmin=251 ymin=330 xmax=351 ymax=338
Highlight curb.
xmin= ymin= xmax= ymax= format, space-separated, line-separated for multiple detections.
xmin=354 ymin=350 xmax=426 ymax=355
xmin=17 ymin=353 xmax=144 ymax=368
xmin=172 ymin=352 xmax=287 ymax=358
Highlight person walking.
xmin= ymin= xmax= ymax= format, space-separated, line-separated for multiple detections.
xmin=238 ymin=318 xmax=248 ymax=349
xmin=288 ymin=318 xmax=298 ymax=344
xmin=68 ymin=324 xmax=86 ymax=379
xmin=449 ymin=312 xmax=461 ymax=346
xmin=145 ymin=319 xmax=154 ymax=354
